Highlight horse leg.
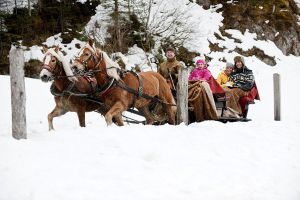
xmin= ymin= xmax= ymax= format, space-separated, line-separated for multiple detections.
xmin=139 ymin=106 xmax=155 ymax=125
xmin=76 ymin=108 xmax=86 ymax=127
xmin=48 ymin=106 xmax=67 ymax=131
xmin=164 ymin=104 xmax=176 ymax=125
xmin=159 ymin=94 xmax=176 ymax=125
xmin=105 ymin=101 xmax=125 ymax=126
xmin=114 ymin=113 xmax=124 ymax=126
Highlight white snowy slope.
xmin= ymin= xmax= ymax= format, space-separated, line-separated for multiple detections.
xmin=0 ymin=64 xmax=300 ymax=200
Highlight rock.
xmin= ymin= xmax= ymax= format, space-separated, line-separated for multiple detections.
xmin=198 ymin=0 xmax=300 ymax=57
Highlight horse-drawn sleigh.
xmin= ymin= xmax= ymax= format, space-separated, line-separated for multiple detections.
xmin=40 ymin=42 xmax=177 ymax=130
xmin=39 ymin=41 xmax=259 ymax=130
xmin=187 ymin=78 xmax=259 ymax=123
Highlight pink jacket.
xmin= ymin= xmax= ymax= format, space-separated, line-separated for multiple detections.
xmin=188 ymin=67 xmax=211 ymax=81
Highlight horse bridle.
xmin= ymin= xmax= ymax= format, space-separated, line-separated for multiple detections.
xmin=77 ymin=49 xmax=103 ymax=71
xmin=42 ymin=53 xmax=60 ymax=73
xmin=42 ymin=53 xmax=64 ymax=79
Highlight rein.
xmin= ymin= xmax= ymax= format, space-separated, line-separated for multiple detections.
xmin=50 ymin=82 xmax=89 ymax=97
xmin=76 ymin=47 xmax=176 ymax=106
xmin=76 ymin=50 xmax=103 ymax=71
xmin=115 ymin=75 xmax=176 ymax=106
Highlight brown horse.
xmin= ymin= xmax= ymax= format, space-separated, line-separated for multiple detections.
xmin=39 ymin=46 xmax=118 ymax=130
xmin=72 ymin=41 xmax=176 ymax=126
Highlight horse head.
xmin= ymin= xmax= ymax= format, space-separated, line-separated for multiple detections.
xmin=40 ymin=46 xmax=77 ymax=83
xmin=72 ymin=39 xmax=120 ymax=81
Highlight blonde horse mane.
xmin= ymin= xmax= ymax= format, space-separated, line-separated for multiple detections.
xmin=83 ymin=43 xmax=120 ymax=80
xmin=46 ymin=48 xmax=77 ymax=82
xmin=101 ymin=51 xmax=120 ymax=81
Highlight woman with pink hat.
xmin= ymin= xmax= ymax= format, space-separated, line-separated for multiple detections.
xmin=188 ymin=59 xmax=212 ymax=81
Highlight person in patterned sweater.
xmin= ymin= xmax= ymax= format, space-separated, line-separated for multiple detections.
xmin=226 ymin=56 xmax=255 ymax=115
xmin=230 ymin=56 xmax=254 ymax=91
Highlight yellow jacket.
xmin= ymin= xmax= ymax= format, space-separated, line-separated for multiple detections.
xmin=217 ymin=70 xmax=232 ymax=86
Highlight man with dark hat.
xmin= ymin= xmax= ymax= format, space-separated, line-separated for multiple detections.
xmin=226 ymin=56 xmax=255 ymax=115
xmin=158 ymin=47 xmax=183 ymax=91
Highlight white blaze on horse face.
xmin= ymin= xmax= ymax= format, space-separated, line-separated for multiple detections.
xmin=81 ymin=49 xmax=93 ymax=67
xmin=40 ymin=54 xmax=53 ymax=82
xmin=44 ymin=54 xmax=51 ymax=66
xmin=72 ymin=48 xmax=93 ymax=71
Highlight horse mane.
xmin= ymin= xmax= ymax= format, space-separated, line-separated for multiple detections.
xmin=113 ymin=52 xmax=131 ymax=70
xmin=83 ymin=43 xmax=120 ymax=80
xmin=46 ymin=48 xmax=76 ymax=82
xmin=101 ymin=51 xmax=120 ymax=81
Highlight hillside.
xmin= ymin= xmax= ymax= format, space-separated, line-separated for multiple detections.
xmin=1 ymin=0 xmax=300 ymax=76
xmin=201 ymin=0 xmax=300 ymax=65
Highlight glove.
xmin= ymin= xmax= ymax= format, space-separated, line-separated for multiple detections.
xmin=233 ymin=83 xmax=241 ymax=87
xmin=225 ymin=82 xmax=233 ymax=87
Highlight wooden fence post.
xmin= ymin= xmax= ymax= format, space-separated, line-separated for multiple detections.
xmin=10 ymin=46 xmax=27 ymax=139
xmin=176 ymin=64 xmax=188 ymax=125
xmin=273 ymin=73 xmax=281 ymax=121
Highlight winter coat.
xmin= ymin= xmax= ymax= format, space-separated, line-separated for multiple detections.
xmin=217 ymin=70 xmax=229 ymax=86
xmin=188 ymin=67 xmax=211 ymax=81
xmin=158 ymin=57 xmax=183 ymax=86
xmin=229 ymin=66 xmax=254 ymax=91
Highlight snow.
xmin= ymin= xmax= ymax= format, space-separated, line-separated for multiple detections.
xmin=296 ymin=0 xmax=300 ymax=8
xmin=2 ymin=0 xmax=300 ymax=199
xmin=125 ymin=45 xmax=158 ymax=71
xmin=22 ymin=34 xmax=86 ymax=64
xmin=84 ymin=4 xmax=113 ymax=45
xmin=23 ymin=45 xmax=44 ymax=62
xmin=1 ymin=57 xmax=300 ymax=199
xmin=0 ymin=0 xmax=37 ymax=14
xmin=2 ymin=46 xmax=300 ymax=200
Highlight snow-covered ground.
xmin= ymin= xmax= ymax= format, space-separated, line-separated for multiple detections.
xmin=1 ymin=51 xmax=300 ymax=199
xmin=1 ymin=0 xmax=300 ymax=199
xmin=0 ymin=73 xmax=300 ymax=200
xmin=1 ymin=61 xmax=300 ymax=200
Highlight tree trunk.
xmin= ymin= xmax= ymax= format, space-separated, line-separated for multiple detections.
xmin=60 ymin=1 xmax=64 ymax=33
xmin=28 ymin=0 xmax=31 ymax=16
xmin=114 ymin=0 xmax=122 ymax=51
xmin=14 ymin=0 xmax=17 ymax=15
xmin=10 ymin=47 xmax=27 ymax=139
xmin=38 ymin=0 xmax=42 ymax=12
xmin=127 ymin=0 xmax=131 ymax=15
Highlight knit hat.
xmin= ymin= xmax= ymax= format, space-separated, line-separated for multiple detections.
xmin=166 ymin=46 xmax=175 ymax=53
xmin=196 ymin=59 xmax=206 ymax=65
xmin=226 ymin=62 xmax=234 ymax=68
xmin=234 ymin=56 xmax=245 ymax=66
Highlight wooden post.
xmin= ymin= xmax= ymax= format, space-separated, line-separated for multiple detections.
xmin=176 ymin=64 xmax=188 ymax=125
xmin=10 ymin=46 xmax=27 ymax=139
xmin=273 ymin=73 xmax=281 ymax=121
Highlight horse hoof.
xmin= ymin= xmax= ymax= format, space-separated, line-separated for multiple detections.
xmin=105 ymin=119 xmax=113 ymax=126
